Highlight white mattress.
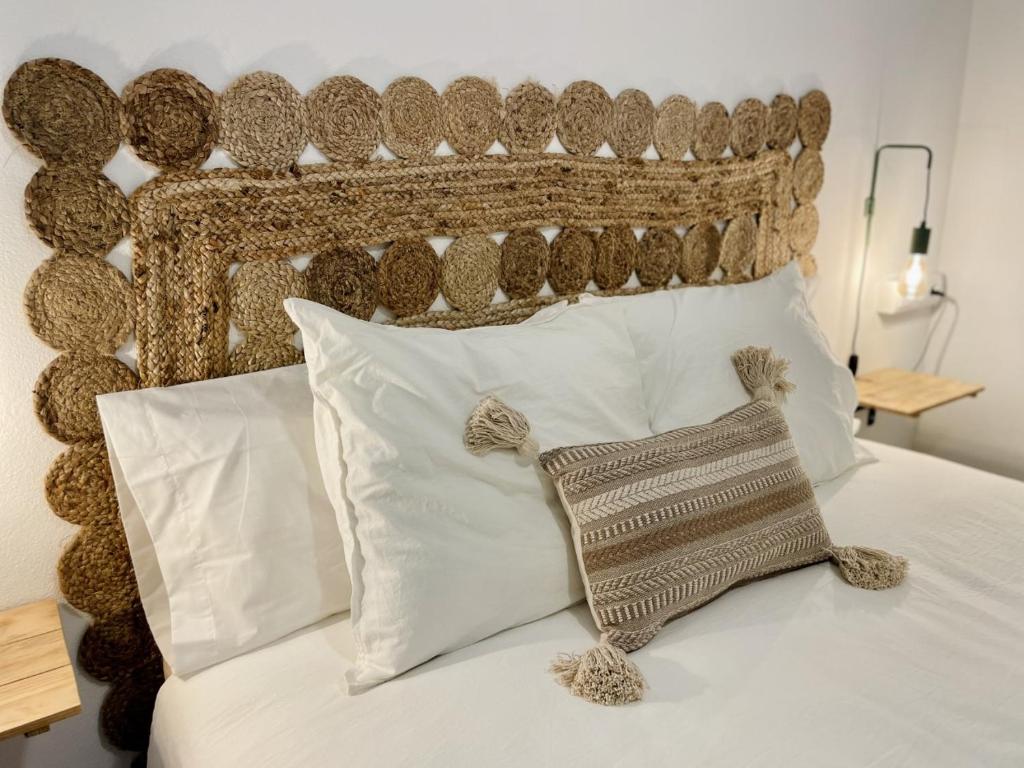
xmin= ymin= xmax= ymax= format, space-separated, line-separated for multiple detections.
xmin=150 ymin=442 xmax=1024 ymax=767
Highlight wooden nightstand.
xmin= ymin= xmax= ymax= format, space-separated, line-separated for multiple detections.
xmin=856 ymin=368 xmax=984 ymax=421
xmin=0 ymin=599 xmax=81 ymax=740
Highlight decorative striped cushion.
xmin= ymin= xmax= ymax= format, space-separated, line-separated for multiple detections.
xmin=539 ymin=397 xmax=832 ymax=652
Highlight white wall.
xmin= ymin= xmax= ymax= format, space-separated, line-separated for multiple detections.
xmin=0 ymin=1 xmax=972 ymax=764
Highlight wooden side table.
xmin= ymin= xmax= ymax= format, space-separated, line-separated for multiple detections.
xmin=856 ymin=368 xmax=984 ymax=421
xmin=0 ymin=599 xmax=81 ymax=740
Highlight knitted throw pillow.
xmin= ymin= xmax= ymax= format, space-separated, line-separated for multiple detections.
xmin=464 ymin=346 xmax=908 ymax=706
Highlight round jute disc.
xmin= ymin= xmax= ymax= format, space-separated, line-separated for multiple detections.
xmin=549 ymin=228 xmax=595 ymax=293
xmin=502 ymin=82 xmax=556 ymax=153
xmin=25 ymin=256 xmax=133 ymax=353
xmin=654 ymin=95 xmax=696 ymax=160
xmin=766 ymin=94 xmax=798 ymax=149
xmin=442 ymin=76 xmax=502 ymax=155
xmin=229 ymin=261 xmax=307 ymax=336
xmin=638 ymin=228 xmax=679 ymax=287
xmin=556 ymin=81 xmax=612 ymax=156
xmin=609 ymin=89 xmax=655 ymax=158
xmin=693 ymin=102 xmax=730 ymax=160
xmin=789 ymin=203 xmax=819 ymax=254
xmin=121 ymin=68 xmax=217 ymax=170
xmin=219 ymin=72 xmax=306 ymax=169
xmin=595 ymin=226 xmax=639 ymax=289
xmin=798 ymin=89 xmax=831 ymax=149
xmin=101 ymin=656 xmax=164 ymax=752
xmin=378 ymin=239 xmax=441 ymax=317
xmin=58 ymin=524 xmax=137 ymax=618
xmin=440 ymin=234 xmax=500 ymax=311
xmin=305 ymin=247 xmax=378 ymax=320
xmin=720 ymin=215 xmax=758 ymax=277
xmin=34 ymin=352 xmax=139 ymax=443
xmin=380 ymin=77 xmax=443 ymax=159
xmin=25 ymin=166 xmax=129 ymax=257
xmin=79 ymin=607 xmax=156 ymax=683
xmin=793 ymin=148 xmax=824 ymax=203
xmin=499 ymin=229 xmax=550 ymax=298
xmin=3 ymin=58 xmax=122 ymax=167
xmin=45 ymin=439 xmax=118 ymax=527
xmin=730 ymin=98 xmax=767 ymax=158
xmin=228 ymin=337 xmax=303 ymax=376
xmin=680 ymin=222 xmax=722 ymax=283
xmin=798 ymin=252 xmax=818 ymax=278
xmin=305 ymin=75 xmax=380 ymax=161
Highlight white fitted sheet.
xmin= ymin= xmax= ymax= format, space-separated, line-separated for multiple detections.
xmin=150 ymin=442 xmax=1024 ymax=768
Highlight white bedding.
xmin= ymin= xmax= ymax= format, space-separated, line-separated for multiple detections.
xmin=150 ymin=442 xmax=1024 ymax=768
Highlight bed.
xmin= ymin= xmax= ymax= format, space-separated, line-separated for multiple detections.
xmin=150 ymin=441 xmax=1024 ymax=768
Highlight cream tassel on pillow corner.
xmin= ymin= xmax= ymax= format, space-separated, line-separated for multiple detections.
xmin=731 ymin=345 xmax=796 ymax=403
xmin=827 ymin=545 xmax=909 ymax=590
xmin=463 ymin=394 xmax=539 ymax=458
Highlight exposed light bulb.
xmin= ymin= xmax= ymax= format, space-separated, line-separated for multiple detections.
xmin=898 ymin=253 xmax=929 ymax=299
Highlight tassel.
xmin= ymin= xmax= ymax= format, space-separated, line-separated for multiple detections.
xmin=549 ymin=636 xmax=646 ymax=706
xmin=463 ymin=395 xmax=539 ymax=458
xmin=828 ymin=545 xmax=908 ymax=590
xmin=731 ymin=345 xmax=796 ymax=403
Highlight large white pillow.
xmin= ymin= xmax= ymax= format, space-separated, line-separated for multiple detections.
xmin=582 ymin=262 xmax=866 ymax=483
xmin=98 ymin=365 xmax=350 ymax=676
xmin=285 ymin=299 xmax=651 ymax=692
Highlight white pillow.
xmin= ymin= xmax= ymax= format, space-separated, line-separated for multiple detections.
xmin=582 ymin=262 xmax=867 ymax=483
xmin=285 ymin=299 xmax=651 ymax=692
xmin=98 ymin=365 xmax=350 ymax=676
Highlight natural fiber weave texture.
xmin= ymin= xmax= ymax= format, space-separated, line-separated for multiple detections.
xmin=595 ymin=225 xmax=639 ymax=289
xmin=58 ymin=524 xmax=138 ymax=618
xmin=45 ymin=440 xmax=118 ymax=527
xmin=121 ymin=68 xmax=217 ymax=170
xmin=440 ymin=234 xmax=500 ymax=311
xmin=100 ymin=656 xmax=164 ymax=752
xmin=693 ymin=101 xmax=730 ymax=160
xmin=78 ymin=607 xmax=157 ymax=683
xmin=798 ymin=89 xmax=831 ymax=149
xmin=25 ymin=165 xmax=129 ymax=257
xmin=381 ymin=76 xmax=443 ymax=159
xmin=219 ymin=72 xmax=306 ymax=169
xmin=549 ymin=227 xmax=595 ymax=293
xmin=377 ymin=239 xmax=441 ymax=316
xmin=730 ymin=98 xmax=767 ymax=158
xmin=502 ymin=81 xmax=556 ymax=153
xmin=609 ymin=89 xmax=655 ymax=158
xmin=766 ymin=94 xmax=798 ymax=149
xmin=305 ymin=247 xmax=378 ymax=320
xmin=556 ymin=81 xmax=612 ymax=156
xmin=34 ymin=353 xmax=139 ymax=443
xmin=798 ymin=252 xmax=818 ymax=278
xmin=789 ymin=203 xmax=820 ymax=254
xmin=637 ymin=228 xmax=679 ymax=287
xmin=793 ymin=148 xmax=824 ymax=203
xmin=720 ymin=215 xmax=758 ymax=279
xmin=229 ymin=260 xmax=306 ymax=336
xmin=305 ymin=75 xmax=381 ymax=161
xmin=499 ymin=229 xmax=550 ymax=299
xmin=442 ymin=76 xmax=502 ymax=155
xmin=24 ymin=256 xmax=133 ymax=353
xmin=680 ymin=222 xmax=721 ymax=283
xmin=3 ymin=58 xmax=122 ymax=167
xmin=654 ymin=95 xmax=696 ymax=160
xmin=228 ymin=338 xmax=303 ymax=375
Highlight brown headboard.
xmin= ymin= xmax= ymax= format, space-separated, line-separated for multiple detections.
xmin=5 ymin=57 xmax=829 ymax=752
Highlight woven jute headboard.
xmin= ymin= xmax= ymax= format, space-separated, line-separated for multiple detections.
xmin=4 ymin=58 xmax=829 ymax=752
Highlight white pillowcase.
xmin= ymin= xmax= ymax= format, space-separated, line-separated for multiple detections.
xmin=582 ymin=262 xmax=867 ymax=483
xmin=98 ymin=365 xmax=350 ymax=676
xmin=285 ymin=299 xmax=651 ymax=692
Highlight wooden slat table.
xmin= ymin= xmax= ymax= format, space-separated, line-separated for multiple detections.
xmin=856 ymin=368 xmax=984 ymax=417
xmin=0 ymin=599 xmax=81 ymax=739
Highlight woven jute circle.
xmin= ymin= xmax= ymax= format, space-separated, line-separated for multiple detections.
xmin=442 ymin=76 xmax=502 ymax=155
xmin=730 ymin=98 xmax=767 ymax=158
xmin=548 ymin=228 xmax=595 ymax=293
xmin=680 ymin=222 xmax=722 ymax=283
xmin=59 ymin=524 xmax=137 ymax=618
xmin=381 ymin=77 xmax=443 ymax=159
xmin=45 ymin=439 xmax=117 ymax=527
xmin=219 ymin=72 xmax=306 ymax=169
xmin=378 ymin=239 xmax=441 ymax=317
xmin=499 ymin=229 xmax=550 ymax=298
xmin=789 ymin=203 xmax=820 ymax=253
xmin=720 ymin=215 xmax=758 ymax=277
xmin=228 ymin=337 xmax=303 ymax=375
xmin=440 ymin=234 xmax=500 ymax=311
xmin=595 ymin=225 xmax=639 ymax=289
xmin=654 ymin=95 xmax=696 ymax=160
xmin=229 ymin=261 xmax=307 ymax=336
xmin=25 ymin=166 xmax=129 ymax=257
xmin=305 ymin=75 xmax=380 ymax=161
xmin=798 ymin=89 xmax=831 ymax=149
xmin=793 ymin=148 xmax=824 ymax=203
xmin=3 ymin=58 xmax=122 ymax=167
xmin=638 ymin=228 xmax=679 ymax=287
xmin=79 ymin=607 xmax=156 ymax=683
xmin=609 ymin=89 xmax=655 ymax=158
xmin=25 ymin=256 xmax=133 ymax=353
xmin=305 ymin=247 xmax=378 ymax=320
xmin=101 ymin=656 xmax=164 ymax=752
xmin=121 ymin=68 xmax=217 ymax=170
xmin=34 ymin=352 xmax=139 ymax=443
xmin=798 ymin=252 xmax=818 ymax=278
xmin=556 ymin=81 xmax=612 ymax=156
xmin=766 ymin=94 xmax=798 ymax=149
xmin=502 ymin=82 xmax=556 ymax=153
xmin=693 ymin=101 xmax=730 ymax=160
